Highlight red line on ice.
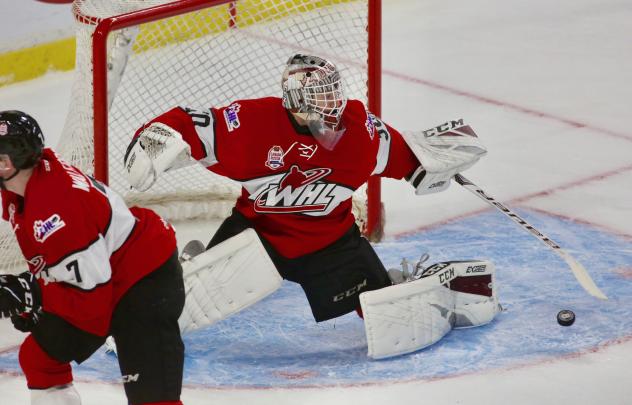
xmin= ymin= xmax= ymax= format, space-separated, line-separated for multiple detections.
xmin=395 ymin=163 xmax=632 ymax=239
xmin=384 ymin=69 xmax=632 ymax=142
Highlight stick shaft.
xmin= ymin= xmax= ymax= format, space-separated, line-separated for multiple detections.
xmin=454 ymin=174 xmax=607 ymax=300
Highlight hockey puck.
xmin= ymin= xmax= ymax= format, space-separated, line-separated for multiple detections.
xmin=557 ymin=310 xmax=575 ymax=326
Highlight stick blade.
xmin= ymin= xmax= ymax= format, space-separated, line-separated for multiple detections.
xmin=562 ymin=251 xmax=608 ymax=300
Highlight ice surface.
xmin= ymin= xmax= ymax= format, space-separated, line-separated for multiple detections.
xmin=1 ymin=0 xmax=631 ymax=403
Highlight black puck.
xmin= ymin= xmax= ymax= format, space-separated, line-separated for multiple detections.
xmin=557 ymin=310 xmax=575 ymax=326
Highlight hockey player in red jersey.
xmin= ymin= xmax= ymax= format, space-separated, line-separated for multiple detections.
xmin=0 ymin=111 xmax=185 ymax=404
xmin=125 ymin=54 xmax=499 ymax=358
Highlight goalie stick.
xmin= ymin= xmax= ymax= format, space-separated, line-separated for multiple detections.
xmin=454 ymin=174 xmax=608 ymax=300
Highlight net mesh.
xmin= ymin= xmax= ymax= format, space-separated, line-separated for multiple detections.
xmin=0 ymin=0 xmax=372 ymax=273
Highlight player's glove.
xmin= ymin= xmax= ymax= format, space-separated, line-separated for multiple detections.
xmin=10 ymin=311 xmax=41 ymax=333
xmin=123 ymin=122 xmax=192 ymax=191
xmin=0 ymin=272 xmax=41 ymax=318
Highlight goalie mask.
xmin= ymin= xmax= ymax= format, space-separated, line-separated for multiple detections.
xmin=0 ymin=110 xmax=44 ymax=170
xmin=281 ymin=54 xmax=347 ymax=150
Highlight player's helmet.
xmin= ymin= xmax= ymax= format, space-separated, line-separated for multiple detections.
xmin=0 ymin=110 xmax=45 ymax=169
xmin=281 ymin=54 xmax=347 ymax=150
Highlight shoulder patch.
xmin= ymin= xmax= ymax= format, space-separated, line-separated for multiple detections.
xmin=33 ymin=214 xmax=66 ymax=243
xmin=224 ymin=103 xmax=241 ymax=132
xmin=365 ymin=111 xmax=376 ymax=139
xmin=266 ymin=145 xmax=285 ymax=170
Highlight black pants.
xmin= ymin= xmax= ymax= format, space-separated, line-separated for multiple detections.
xmin=31 ymin=251 xmax=185 ymax=404
xmin=208 ymin=209 xmax=391 ymax=321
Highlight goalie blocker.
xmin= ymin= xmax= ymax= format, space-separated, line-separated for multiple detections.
xmin=403 ymin=119 xmax=487 ymax=195
xmin=360 ymin=259 xmax=500 ymax=359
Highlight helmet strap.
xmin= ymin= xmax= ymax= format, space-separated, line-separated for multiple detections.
xmin=0 ymin=168 xmax=20 ymax=190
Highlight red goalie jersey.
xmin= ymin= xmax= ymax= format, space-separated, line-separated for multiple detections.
xmin=1 ymin=149 xmax=177 ymax=336
xmin=139 ymin=97 xmax=419 ymax=258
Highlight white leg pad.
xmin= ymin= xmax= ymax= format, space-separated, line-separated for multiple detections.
xmin=31 ymin=384 xmax=81 ymax=405
xmin=178 ymin=229 xmax=282 ymax=333
xmin=360 ymin=260 xmax=501 ymax=359
xmin=453 ymin=291 xmax=499 ymax=328
xmin=360 ymin=264 xmax=458 ymax=359
xmin=451 ymin=260 xmax=500 ymax=328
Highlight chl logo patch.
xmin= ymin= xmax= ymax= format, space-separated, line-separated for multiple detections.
xmin=223 ymin=103 xmax=241 ymax=132
xmin=33 ymin=214 xmax=66 ymax=243
xmin=365 ymin=112 xmax=376 ymax=139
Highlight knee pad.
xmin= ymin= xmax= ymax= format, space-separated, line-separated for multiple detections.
xmin=19 ymin=335 xmax=73 ymax=389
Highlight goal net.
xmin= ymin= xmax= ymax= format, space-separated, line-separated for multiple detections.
xmin=0 ymin=0 xmax=381 ymax=274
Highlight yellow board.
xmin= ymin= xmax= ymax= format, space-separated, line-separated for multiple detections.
xmin=0 ymin=38 xmax=75 ymax=87
xmin=0 ymin=0 xmax=354 ymax=88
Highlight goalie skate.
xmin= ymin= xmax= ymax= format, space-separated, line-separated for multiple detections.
xmin=179 ymin=239 xmax=206 ymax=263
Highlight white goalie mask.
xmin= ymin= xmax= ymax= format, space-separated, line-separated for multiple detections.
xmin=281 ymin=54 xmax=347 ymax=150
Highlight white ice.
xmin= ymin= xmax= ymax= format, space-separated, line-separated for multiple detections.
xmin=1 ymin=0 xmax=631 ymax=403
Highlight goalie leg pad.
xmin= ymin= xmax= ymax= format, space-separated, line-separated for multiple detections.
xmin=359 ymin=270 xmax=457 ymax=360
xmin=178 ymin=229 xmax=282 ymax=333
xmin=449 ymin=260 xmax=500 ymax=328
xmin=361 ymin=259 xmax=500 ymax=359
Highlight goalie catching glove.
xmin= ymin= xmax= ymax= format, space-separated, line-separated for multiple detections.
xmin=123 ymin=122 xmax=192 ymax=191
xmin=0 ymin=272 xmax=41 ymax=318
xmin=403 ymin=119 xmax=487 ymax=195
